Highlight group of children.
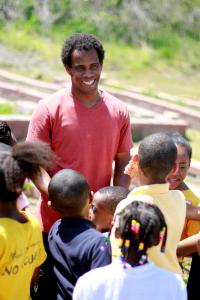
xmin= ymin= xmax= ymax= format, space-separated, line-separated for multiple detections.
xmin=0 ymin=121 xmax=200 ymax=299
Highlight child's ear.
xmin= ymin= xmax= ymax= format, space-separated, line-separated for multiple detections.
xmin=89 ymin=191 xmax=93 ymax=204
xmin=48 ymin=200 xmax=55 ymax=211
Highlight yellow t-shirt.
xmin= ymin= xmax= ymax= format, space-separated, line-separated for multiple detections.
xmin=181 ymin=188 xmax=200 ymax=240
xmin=111 ymin=183 xmax=186 ymax=275
xmin=0 ymin=212 xmax=46 ymax=300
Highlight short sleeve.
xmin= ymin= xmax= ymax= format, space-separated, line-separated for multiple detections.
xmin=26 ymin=101 xmax=52 ymax=146
xmin=117 ymin=109 xmax=133 ymax=154
xmin=89 ymin=236 xmax=111 ymax=269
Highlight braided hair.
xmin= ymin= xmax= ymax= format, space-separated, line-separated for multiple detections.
xmin=116 ymin=200 xmax=167 ymax=266
xmin=0 ymin=141 xmax=56 ymax=202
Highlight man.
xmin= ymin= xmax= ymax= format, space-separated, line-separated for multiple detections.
xmin=27 ymin=33 xmax=133 ymax=233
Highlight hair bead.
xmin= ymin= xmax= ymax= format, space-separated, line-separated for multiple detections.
xmin=159 ymin=226 xmax=167 ymax=253
xmin=131 ymin=219 xmax=140 ymax=234
xmin=138 ymin=242 xmax=144 ymax=252
xmin=139 ymin=254 xmax=147 ymax=265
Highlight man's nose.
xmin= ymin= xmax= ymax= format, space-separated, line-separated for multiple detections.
xmin=83 ymin=67 xmax=94 ymax=76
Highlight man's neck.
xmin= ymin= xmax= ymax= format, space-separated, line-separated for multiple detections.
xmin=71 ymin=89 xmax=101 ymax=108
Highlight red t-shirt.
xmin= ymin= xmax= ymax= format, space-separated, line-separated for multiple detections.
xmin=27 ymin=89 xmax=132 ymax=232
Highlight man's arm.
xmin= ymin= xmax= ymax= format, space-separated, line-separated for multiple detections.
xmin=26 ymin=101 xmax=51 ymax=145
xmin=113 ymin=152 xmax=131 ymax=188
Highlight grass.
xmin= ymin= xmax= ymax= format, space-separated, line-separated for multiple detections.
xmin=0 ymin=23 xmax=199 ymax=99
xmin=0 ymin=102 xmax=16 ymax=114
xmin=133 ymin=129 xmax=200 ymax=162
xmin=0 ymin=23 xmax=200 ymax=161
xmin=186 ymin=128 xmax=200 ymax=162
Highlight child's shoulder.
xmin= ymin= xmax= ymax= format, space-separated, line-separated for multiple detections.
xmin=182 ymin=188 xmax=200 ymax=206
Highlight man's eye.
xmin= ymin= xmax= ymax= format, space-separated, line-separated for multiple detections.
xmin=75 ymin=66 xmax=85 ymax=72
xmin=90 ymin=64 xmax=99 ymax=71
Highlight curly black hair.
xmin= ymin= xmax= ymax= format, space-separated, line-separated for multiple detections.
xmin=61 ymin=33 xmax=105 ymax=67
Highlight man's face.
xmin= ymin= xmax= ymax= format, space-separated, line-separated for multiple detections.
xmin=66 ymin=48 xmax=102 ymax=96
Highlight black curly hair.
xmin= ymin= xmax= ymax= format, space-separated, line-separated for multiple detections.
xmin=61 ymin=33 xmax=105 ymax=67
xmin=117 ymin=200 xmax=167 ymax=264
xmin=0 ymin=141 xmax=56 ymax=202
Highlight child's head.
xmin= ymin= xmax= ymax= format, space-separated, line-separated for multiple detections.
xmin=91 ymin=186 xmax=129 ymax=232
xmin=0 ymin=141 xmax=54 ymax=203
xmin=0 ymin=121 xmax=17 ymax=146
xmin=48 ymin=169 xmax=91 ymax=217
xmin=167 ymin=132 xmax=192 ymax=190
xmin=116 ymin=199 xmax=167 ymax=266
xmin=131 ymin=132 xmax=177 ymax=184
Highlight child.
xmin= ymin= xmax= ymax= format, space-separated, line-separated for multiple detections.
xmin=48 ymin=169 xmax=112 ymax=300
xmin=73 ymin=200 xmax=187 ymax=300
xmin=168 ymin=132 xmax=200 ymax=300
xmin=168 ymin=132 xmax=200 ymax=239
xmin=90 ymin=186 xmax=129 ymax=233
xmin=0 ymin=120 xmax=29 ymax=210
xmin=111 ymin=132 xmax=186 ymax=275
xmin=0 ymin=140 xmax=55 ymax=300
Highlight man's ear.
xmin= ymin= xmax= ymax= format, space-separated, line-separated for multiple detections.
xmin=65 ymin=65 xmax=72 ymax=76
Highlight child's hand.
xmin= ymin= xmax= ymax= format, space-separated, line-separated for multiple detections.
xmin=124 ymin=160 xmax=135 ymax=177
xmin=30 ymin=167 xmax=51 ymax=196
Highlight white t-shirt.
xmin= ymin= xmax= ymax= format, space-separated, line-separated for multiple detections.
xmin=73 ymin=260 xmax=187 ymax=300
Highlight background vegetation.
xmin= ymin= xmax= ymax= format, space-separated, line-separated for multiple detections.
xmin=0 ymin=0 xmax=199 ymax=99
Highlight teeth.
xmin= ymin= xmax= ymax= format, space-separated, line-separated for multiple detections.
xmin=82 ymin=80 xmax=95 ymax=86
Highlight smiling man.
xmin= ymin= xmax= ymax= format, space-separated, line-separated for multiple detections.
xmin=26 ymin=33 xmax=133 ymax=234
